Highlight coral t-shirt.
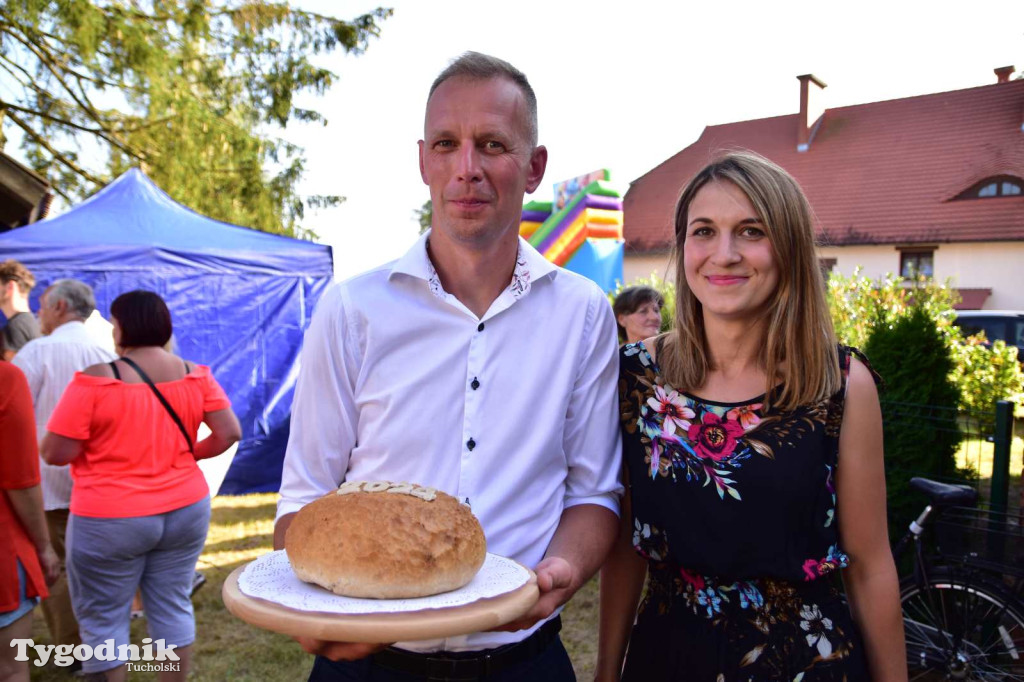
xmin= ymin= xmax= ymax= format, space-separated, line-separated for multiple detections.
xmin=0 ymin=361 xmax=48 ymax=611
xmin=47 ymin=365 xmax=231 ymax=518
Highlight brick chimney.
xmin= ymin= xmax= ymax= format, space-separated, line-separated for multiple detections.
xmin=796 ymin=74 xmax=827 ymax=152
xmin=995 ymin=65 xmax=1015 ymax=83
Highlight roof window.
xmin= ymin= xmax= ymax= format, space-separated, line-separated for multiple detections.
xmin=956 ymin=175 xmax=1024 ymax=200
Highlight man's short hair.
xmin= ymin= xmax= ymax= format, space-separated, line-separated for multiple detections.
xmin=428 ymin=51 xmax=539 ymax=148
xmin=0 ymin=260 xmax=36 ymax=295
xmin=46 ymin=279 xmax=96 ymax=321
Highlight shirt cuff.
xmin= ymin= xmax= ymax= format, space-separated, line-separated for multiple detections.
xmin=275 ymin=495 xmax=313 ymax=522
xmin=563 ymin=491 xmax=621 ymax=517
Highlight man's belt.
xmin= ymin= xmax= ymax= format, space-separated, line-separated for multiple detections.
xmin=370 ymin=616 xmax=562 ymax=681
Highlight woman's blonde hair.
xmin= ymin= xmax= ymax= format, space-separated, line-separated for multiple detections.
xmin=659 ymin=150 xmax=840 ymax=411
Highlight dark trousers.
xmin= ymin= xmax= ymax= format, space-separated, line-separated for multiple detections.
xmin=307 ymin=635 xmax=576 ymax=682
xmin=40 ymin=508 xmax=82 ymax=648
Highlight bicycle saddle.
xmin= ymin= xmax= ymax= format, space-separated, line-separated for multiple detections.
xmin=909 ymin=477 xmax=978 ymax=507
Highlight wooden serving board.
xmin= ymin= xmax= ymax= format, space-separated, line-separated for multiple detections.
xmin=222 ymin=565 xmax=539 ymax=642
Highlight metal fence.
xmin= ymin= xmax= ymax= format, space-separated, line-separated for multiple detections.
xmin=879 ymin=399 xmax=1017 ymax=512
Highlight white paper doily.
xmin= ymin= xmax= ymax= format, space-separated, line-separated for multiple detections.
xmin=238 ymin=550 xmax=530 ymax=614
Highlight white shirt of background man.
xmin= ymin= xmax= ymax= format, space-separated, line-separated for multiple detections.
xmin=13 ymin=320 xmax=116 ymax=510
xmin=277 ymin=232 xmax=623 ymax=653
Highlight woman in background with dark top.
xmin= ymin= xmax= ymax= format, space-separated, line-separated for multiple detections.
xmin=41 ymin=290 xmax=241 ymax=682
xmin=0 ymin=333 xmax=60 ymax=682
xmin=612 ymin=285 xmax=664 ymax=345
xmin=596 ymin=151 xmax=905 ymax=681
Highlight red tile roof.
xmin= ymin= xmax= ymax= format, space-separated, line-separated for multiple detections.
xmin=624 ymin=80 xmax=1024 ymax=252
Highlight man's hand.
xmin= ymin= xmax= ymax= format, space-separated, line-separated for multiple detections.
xmin=492 ymin=556 xmax=577 ymax=632
xmin=274 ymin=512 xmax=296 ymax=550
xmin=494 ymin=504 xmax=617 ymax=632
xmin=38 ymin=544 xmax=61 ymax=586
xmin=293 ymin=638 xmax=391 ymax=662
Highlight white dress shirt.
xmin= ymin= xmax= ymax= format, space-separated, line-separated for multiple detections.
xmin=278 ymin=232 xmax=623 ymax=652
xmin=84 ymin=310 xmax=117 ymax=356
xmin=13 ymin=320 xmax=116 ymax=510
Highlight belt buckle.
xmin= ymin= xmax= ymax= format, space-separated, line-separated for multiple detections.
xmin=481 ymin=652 xmax=492 ymax=676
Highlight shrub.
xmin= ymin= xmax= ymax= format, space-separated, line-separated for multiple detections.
xmin=947 ymin=328 xmax=1024 ymax=417
xmin=826 ymin=268 xmax=960 ymax=348
xmin=864 ymin=304 xmax=963 ymax=536
xmin=826 ymin=268 xmax=1024 ymax=418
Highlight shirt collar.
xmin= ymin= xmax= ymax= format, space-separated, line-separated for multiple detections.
xmin=50 ymin=320 xmax=87 ymax=338
xmin=390 ymin=230 xmax=558 ymax=302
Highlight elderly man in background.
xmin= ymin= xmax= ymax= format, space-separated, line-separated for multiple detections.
xmin=0 ymin=259 xmax=41 ymax=360
xmin=13 ymin=279 xmax=116 ymax=667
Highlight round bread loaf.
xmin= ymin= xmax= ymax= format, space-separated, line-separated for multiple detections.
xmin=285 ymin=481 xmax=487 ymax=599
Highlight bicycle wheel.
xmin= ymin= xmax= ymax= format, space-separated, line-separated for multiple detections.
xmin=901 ymin=569 xmax=1024 ymax=681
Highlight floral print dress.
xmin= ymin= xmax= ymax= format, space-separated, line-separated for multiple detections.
xmin=618 ymin=342 xmax=869 ymax=682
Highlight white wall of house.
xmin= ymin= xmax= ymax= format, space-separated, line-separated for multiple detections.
xmin=818 ymin=242 xmax=1024 ymax=310
xmin=623 ymin=252 xmax=673 ymax=284
xmin=817 ymin=245 xmax=897 ymax=278
xmin=628 ymin=241 xmax=1024 ymax=310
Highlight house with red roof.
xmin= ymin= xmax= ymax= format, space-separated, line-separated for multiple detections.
xmin=623 ymin=67 xmax=1024 ymax=310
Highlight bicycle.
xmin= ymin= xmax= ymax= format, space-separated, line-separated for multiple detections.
xmin=894 ymin=476 xmax=1024 ymax=680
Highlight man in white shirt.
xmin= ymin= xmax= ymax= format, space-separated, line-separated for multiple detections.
xmin=13 ymin=279 xmax=116 ymax=656
xmin=275 ymin=52 xmax=622 ymax=681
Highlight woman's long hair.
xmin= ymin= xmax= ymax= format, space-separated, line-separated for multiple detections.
xmin=659 ymin=150 xmax=840 ymax=411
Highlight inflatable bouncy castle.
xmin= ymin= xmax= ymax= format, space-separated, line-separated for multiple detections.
xmin=520 ymin=169 xmax=624 ymax=292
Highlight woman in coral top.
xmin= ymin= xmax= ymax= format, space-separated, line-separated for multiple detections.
xmin=42 ymin=291 xmax=241 ymax=682
xmin=1 ymin=335 xmax=59 ymax=682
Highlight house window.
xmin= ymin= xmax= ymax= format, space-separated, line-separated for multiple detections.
xmin=900 ymin=250 xmax=934 ymax=279
xmin=956 ymin=175 xmax=1024 ymax=199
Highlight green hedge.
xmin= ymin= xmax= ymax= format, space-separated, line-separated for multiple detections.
xmin=864 ymin=305 xmax=963 ymax=534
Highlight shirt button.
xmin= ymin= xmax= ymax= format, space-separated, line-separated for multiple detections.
xmin=471 ymin=377 xmax=480 ymax=390
xmin=477 ymin=322 xmax=485 ymax=332
xmin=467 ymin=438 xmax=476 ymax=451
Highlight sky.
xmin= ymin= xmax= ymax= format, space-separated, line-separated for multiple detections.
xmin=282 ymin=0 xmax=1024 ymax=279
xmin=12 ymin=1 xmax=1024 ymax=280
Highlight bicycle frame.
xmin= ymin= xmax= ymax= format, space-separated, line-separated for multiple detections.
xmin=896 ymin=497 xmax=1024 ymax=678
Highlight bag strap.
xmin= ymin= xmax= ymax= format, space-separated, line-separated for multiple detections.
xmin=109 ymin=362 xmax=120 ymax=380
xmin=117 ymin=356 xmax=194 ymax=455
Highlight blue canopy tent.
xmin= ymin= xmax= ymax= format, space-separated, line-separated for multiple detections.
xmin=0 ymin=168 xmax=333 ymax=494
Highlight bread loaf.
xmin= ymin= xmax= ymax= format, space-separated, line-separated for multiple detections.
xmin=285 ymin=481 xmax=487 ymax=599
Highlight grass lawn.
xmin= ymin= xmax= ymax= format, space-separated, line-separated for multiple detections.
xmin=27 ymin=426 xmax=1019 ymax=680
xmin=28 ymin=494 xmax=602 ymax=680
xmin=955 ymin=430 xmax=1024 ymax=511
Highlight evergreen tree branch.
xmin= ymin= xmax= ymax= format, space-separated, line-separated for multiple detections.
xmin=3 ymin=23 xmax=148 ymax=159
xmin=0 ymin=99 xmax=147 ymax=161
xmin=5 ymin=110 xmax=105 ymax=186
xmin=2 ymin=24 xmax=106 ymax=123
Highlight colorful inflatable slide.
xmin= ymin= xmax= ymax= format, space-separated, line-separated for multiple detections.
xmin=519 ymin=169 xmax=624 ymax=292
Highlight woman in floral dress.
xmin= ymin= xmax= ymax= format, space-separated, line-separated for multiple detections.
xmin=595 ymin=151 xmax=906 ymax=681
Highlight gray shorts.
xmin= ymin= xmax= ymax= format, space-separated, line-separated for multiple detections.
xmin=66 ymin=496 xmax=210 ymax=673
